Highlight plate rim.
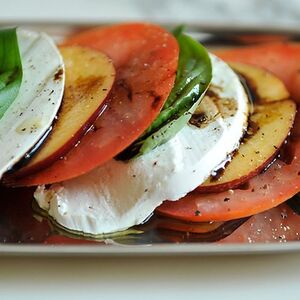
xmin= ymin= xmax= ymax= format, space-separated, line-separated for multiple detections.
xmin=1 ymin=21 xmax=300 ymax=256
xmin=1 ymin=242 xmax=300 ymax=256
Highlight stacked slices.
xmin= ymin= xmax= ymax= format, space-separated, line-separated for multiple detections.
xmin=0 ymin=24 xmax=298 ymax=241
xmin=34 ymin=54 xmax=249 ymax=235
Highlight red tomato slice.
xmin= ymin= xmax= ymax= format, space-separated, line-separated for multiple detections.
xmin=16 ymin=23 xmax=178 ymax=185
xmin=156 ymin=137 xmax=300 ymax=222
xmin=219 ymin=204 xmax=300 ymax=243
xmin=214 ymin=42 xmax=300 ymax=102
xmin=155 ymin=217 xmax=226 ymax=233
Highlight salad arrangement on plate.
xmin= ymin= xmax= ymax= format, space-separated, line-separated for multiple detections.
xmin=1 ymin=23 xmax=300 ymax=244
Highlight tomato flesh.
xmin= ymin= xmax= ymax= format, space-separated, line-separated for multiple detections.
xmin=156 ymin=137 xmax=300 ymax=221
xmin=219 ymin=204 xmax=300 ymax=243
xmin=17 ymin=23 xmax=178 ymax=185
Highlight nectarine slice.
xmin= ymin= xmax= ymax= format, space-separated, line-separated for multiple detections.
xmin=197 ymin=63 xmax=296 ymax=193
xmin=229 ymin=62 xmax=289 ymax=103
xmin=14 ymin=46 xmax=115 ymax=176
xmin=198 ymin=100 xmax=296 ymax=192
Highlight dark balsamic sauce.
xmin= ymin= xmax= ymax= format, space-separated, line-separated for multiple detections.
xmin=237 ymin=181 xmax=251 ymax=190
xmin=54 ymin=68 xmax=64 ymax=81
xmin=210 ymin=163 xmax=228 ymax=182
xmin=0 ymin=185 xmax=51 ymax=243
xmin=151 ymin=216 xmax=250 ymax=243
xmin=237 ymin=72 xmax=259 ymax=104
xmin=0 ymin=184 xmax=249 ymax=244
xmin=277 ymin=138 xmax=296 ymax=165
xmin=244 ymin=120 xmax=260 ymax=140
xmin=189 ymin=112 xmax=208 ymax=128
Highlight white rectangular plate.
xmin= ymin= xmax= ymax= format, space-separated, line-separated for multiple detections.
xmin=1 ymin=22 xmax=300 ymax=256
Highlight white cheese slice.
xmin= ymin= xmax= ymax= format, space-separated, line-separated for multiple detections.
xmin=35 ymin=54 xmax=249 ymax=235
xmin=0 ymin=29 xmax=64 ymax=178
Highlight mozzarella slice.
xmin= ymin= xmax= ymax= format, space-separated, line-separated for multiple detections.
xmin=0 ymin=29 xmax=64 ymax=178
xmin=35 ymin=54 xmax=249 ymax=235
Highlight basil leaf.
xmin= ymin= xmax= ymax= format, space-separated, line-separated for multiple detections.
xmin=118 ymin=28 xmax=212 ymax=160
xmin=0 ymin=28 xmax=22 ymax=119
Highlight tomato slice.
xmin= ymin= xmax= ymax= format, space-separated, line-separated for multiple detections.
xmin=156 ymin=217 xmax=225 ymax=233
xmin=219 ymin=204 xmax=300 ymax=243
xmin=214 ymin=42 xmax=300 ymax=102
xmin=156 ymin=136 xmax=300 ymax=222
xmin=16 ymin=23 xmax=178 ymax=185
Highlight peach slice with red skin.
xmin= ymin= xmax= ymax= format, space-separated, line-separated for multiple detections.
xmin=11 ymin=46 xmax=115 ymax=177
xmin=197 ymin=62 xmax=296 ymax=193
xmin=229 ymin=62 xmax=289 ymax=103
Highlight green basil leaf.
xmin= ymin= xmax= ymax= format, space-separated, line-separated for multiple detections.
xmin=0 ymin=28 xmax=23 ymax=119
xmin=117 ymin=28 xmax=212 ymax=160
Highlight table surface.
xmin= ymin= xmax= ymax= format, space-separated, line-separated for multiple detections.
xmin=1 ymin=0 xmax=300 ymax=299
xmin=0 ymin=253 xmax=299 ymax=300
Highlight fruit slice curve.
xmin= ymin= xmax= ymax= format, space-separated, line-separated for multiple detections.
xmin=12 ymin=46 xmax=115 ymax=177
xmin=13 ymin=23 xmax=179 ymax=185
xmin=214 ymin=42 xmax=300 ymax=102
xmin=0 ymin=29 xmax=64 ymax=179
xmin=198 ymin=63 xmax=295 ymax=193
xmin=156 ymin=135 xmax=300 ymax=222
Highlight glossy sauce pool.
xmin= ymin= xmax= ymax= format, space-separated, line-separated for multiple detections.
xmin=1 ymin=185 xmax=300 ymax=245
